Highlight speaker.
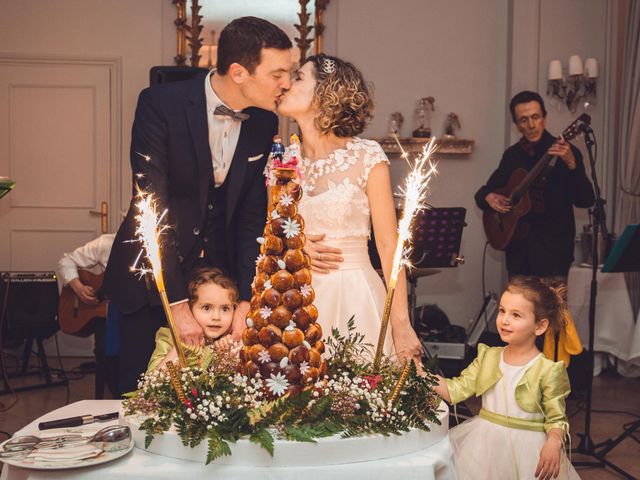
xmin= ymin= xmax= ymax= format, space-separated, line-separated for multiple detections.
xmin=149 ymin=66 xmax=210 ymax=86
xmin=0 ymin=272 xmax=59 ymax=345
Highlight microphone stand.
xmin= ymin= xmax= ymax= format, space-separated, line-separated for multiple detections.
xmin=570 ymin=129 xmax=632 ymax=477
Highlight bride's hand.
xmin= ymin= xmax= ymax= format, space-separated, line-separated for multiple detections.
xmin=304 ymin=233 xmax=343 ymax=274
xmin=392 ymin=322 xmax=424 ymax=366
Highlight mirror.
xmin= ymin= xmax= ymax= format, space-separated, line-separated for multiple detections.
xmin=172 ymin=0 xmax=331 ymax=67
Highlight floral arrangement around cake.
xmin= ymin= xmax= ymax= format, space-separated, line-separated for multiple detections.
xmin=122 ymin=136 xmax=441 ymax=464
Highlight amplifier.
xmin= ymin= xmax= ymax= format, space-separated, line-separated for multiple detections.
xmin=2 ymin=272 xmax=57 ymax=283
xmin=422 ymin=341 xmax=466 ymax=360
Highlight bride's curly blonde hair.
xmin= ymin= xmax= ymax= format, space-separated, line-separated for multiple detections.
xmin=303 ymin=54 xmax=373 ymax=137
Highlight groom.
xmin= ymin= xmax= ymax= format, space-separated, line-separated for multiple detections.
xmin=104 ymin=16 xmax=292 ymax=393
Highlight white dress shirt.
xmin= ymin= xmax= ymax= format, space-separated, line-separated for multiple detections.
xmin=205 ymin=70 xmax=242 ymax=187
xmin=57 ymin=233 xmax=115 ymax=286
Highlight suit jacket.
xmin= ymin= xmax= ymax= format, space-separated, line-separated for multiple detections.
xmin=446 ymin=344 xmax=571 ymax=434
xmin=104 ymin=75 xmax=277 ymax=313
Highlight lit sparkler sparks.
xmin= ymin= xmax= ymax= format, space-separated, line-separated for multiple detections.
xmin=132 ymin=184 xmax=187 ymax=368
xmin=373 ymin=136 xmax=438 ymax=372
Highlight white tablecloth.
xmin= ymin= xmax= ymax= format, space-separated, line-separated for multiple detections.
xmin=568 ymin=265 xmax=640 ymax=376
xmin=1 ymin=400 xmax=457 ymax=480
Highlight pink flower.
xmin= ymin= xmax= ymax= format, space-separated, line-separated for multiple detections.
xmin=364 ymin=374 xmax=382 ymax=390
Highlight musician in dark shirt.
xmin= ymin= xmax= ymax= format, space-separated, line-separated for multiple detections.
xmin=475 ymin=91 xmax=595 ymax=278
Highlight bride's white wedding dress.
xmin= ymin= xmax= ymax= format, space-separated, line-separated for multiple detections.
xmin=297 ymin=137 xmax=394 ymax=357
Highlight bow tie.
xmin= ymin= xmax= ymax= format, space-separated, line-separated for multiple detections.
xmin=213 ymin=105 xmax=250 ymax=121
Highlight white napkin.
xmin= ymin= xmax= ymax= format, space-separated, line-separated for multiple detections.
xmin=28 ymin=445 xmax=104 ymax=462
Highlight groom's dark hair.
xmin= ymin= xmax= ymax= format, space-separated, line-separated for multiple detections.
xmin=217 ymin=16 xmax=292 ymax=75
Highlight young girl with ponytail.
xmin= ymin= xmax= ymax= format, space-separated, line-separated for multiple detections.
xmin=434 ymin=276 xmax=580 ymax=479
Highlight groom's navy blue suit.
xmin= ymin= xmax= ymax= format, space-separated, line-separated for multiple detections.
xmin=104 ymin=74 xmax=276 ymax=392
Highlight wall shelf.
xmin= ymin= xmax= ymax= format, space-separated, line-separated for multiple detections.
xmin=375 ymin=137 xmax=475 ymax=156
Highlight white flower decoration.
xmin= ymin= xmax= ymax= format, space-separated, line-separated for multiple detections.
xmin=259 ymin=306 xmax=272 ymax=320
xmin=285 ymin=320 xmax=296 ymax=331
xmin=277 ymin=259 xmax=286 ymax=269
xmin=279 ymin=193 xmax=294 ymax=207
xmin=279 ymin=357 xmax=289 ymax=368
xmin=255 ymin=254 xmax=265 ymax=266
xmin=271 ymin=210 xmax=281 ymax=219
xmin=257 ymin=350 xmax=271 ymax=364
xmin=282 ymin=218 xmax=301 ymax=238
xmin=246 ymin=318 xmax=254 ymax=328
xmin=300 ymin=284 xmax=312 ymax=298
xmin=299 ymin=361 xmax=311 ymax=376
xmin=265 ymin=372 xmax=289 ymax=397
xmin=256 ymin=237 xmax=265 ymax=244
xmin=264 ymin=279 xmax=273 ymax=290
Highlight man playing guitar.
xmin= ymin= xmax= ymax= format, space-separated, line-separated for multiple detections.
xmin=475 ymin=91 xmax=595 ymax=278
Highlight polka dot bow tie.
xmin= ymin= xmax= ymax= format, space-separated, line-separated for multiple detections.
xmin=213 ymin=104 xmax=250 ymax=121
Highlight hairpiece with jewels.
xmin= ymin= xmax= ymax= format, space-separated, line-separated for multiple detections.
xmin=321 ymin=57 xmax=336 ymax=75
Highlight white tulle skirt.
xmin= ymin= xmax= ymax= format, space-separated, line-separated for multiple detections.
xmin=312 ymin=239 xmax=395 ymax=359
xmin=449 ymin=416 xmax=580 ymax=479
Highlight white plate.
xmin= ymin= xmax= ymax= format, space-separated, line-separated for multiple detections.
xmin=0 ymin=426 xmax=134 ymax=471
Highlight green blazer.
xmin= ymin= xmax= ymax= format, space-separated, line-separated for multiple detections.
xmin=445 ymin=344 xmax=570 ymax=434
xmin=146 ymin=327 xmax=214 ymax=373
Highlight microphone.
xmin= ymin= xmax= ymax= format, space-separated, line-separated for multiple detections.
xmin=575 ymin=113 xmax=593 ymax=134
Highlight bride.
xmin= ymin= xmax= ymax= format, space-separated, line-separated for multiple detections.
xmin=275 ymin=54 xmax=422 ymax=363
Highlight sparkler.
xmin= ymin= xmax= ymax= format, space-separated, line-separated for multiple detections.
xmin=373 ymin=136 xmax=438 ymax=372
xmin=388 ymin=359 xmax=412 ymax=404
xmin=133 ymin=184 xmax=187 ymax=368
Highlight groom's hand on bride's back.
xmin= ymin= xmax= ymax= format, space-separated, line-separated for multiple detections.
xmin=304 ymin=234 xmax=344 ymax=274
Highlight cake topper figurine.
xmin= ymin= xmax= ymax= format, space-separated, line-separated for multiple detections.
xmin=266 ymin=134 xmax=302 ymax=185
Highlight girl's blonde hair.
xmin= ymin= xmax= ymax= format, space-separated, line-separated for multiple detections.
xmin=187 ymin=267 xmax=239 ymax=307
xmin=505 ymin=275 xmax=569 ymax=333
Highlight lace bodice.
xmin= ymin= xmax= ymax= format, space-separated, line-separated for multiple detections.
xmin=296 ymin=137 xmax=389 ymax=240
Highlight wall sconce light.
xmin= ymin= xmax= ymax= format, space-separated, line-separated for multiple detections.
xmin=547 ymin=55 xmax=598 ymax=113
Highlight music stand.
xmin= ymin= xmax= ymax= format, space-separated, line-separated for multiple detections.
xmin=590 ymin=224 xmax=640 ymax=479
xmin=407 ymin=207 xmax=466 ymax=323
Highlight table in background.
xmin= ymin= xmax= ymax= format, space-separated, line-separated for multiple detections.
xmin=1 ymin=400 xmax=457 ymax=480
xmin=567 ymin=265 xmax=640 ymax=376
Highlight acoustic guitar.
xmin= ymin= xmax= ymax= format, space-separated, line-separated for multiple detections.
xmin=58 ymin=270 xmax=107 ymax=337
xmin=483 ymin=114 xmax=590 ymax=250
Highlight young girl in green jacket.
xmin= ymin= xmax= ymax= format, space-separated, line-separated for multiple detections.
xmin=147 ymin=268 xmax=238 ymax=372
xmin=434 ymin=276 xmax=579 ymax=480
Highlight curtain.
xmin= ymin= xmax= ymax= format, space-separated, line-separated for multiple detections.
xmin=615 ymin=0 xmax=640 ymax=317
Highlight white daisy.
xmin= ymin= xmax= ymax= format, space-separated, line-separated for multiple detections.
xmin=255 ymin=254 xmax=265 ymax=266
xmin=264 ymin=279 xmax=273 ymax=290
xmin=259 ymin=306 xmax=272 ymax=320
xmin=271 ymin=210 xmax=281 ymax=219
xmin=300 ymin=284 xmax=312 ymax=298
xmin=279 ymin=193 xmax=294 ymax=207
xmin=282 ymin=218 xmax=301 ymax=238
xmin=265 ymin=372 xmax=289 ymax=397
xmin=299 ymin=361 xmax=311 ymax=376
xmin=257 ymin=350 xmax=271 ymax=364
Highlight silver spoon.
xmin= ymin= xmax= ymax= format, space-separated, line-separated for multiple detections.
xmin=1 ymin=425 xmax=131 ymax=457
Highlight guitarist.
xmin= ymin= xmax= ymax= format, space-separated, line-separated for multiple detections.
xmin=475 ymin=91 xmax=595 ymax=278
xmin=57 ymin=233 xmax=119 ymax=397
